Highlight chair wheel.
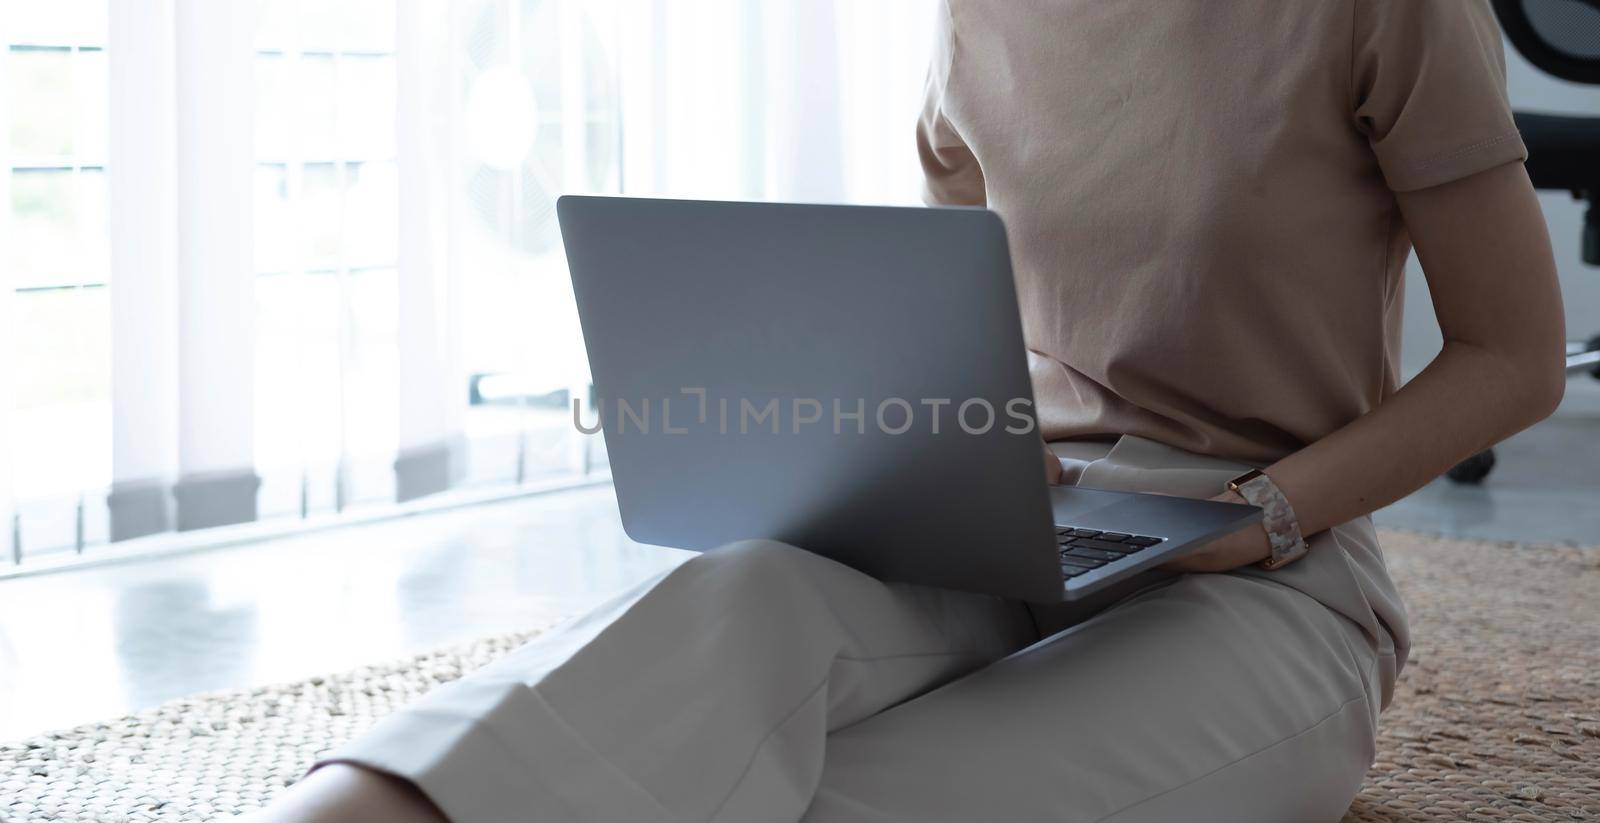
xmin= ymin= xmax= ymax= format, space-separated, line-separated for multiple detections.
xmin=1588 ymin=335 xmax=1600 ymax=381
xmin=1446 ymin=449 xmax=1496 ymax=484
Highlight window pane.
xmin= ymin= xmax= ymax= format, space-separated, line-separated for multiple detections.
xmin=581 ymin=13 xmax=618 ymax=115
xmin=299 ymin=55 xmax=339 ymax=159
xmin=297 ymin=2 xmax=345 ymax=53
xmin=75 ymin=49 xmax=109 ymax=163
xmin=587 ymin=118 xmax=620 ymax=191
xmin=7 ymin=49 xmax=76 ymax=158
xmin=254 ymin=164 xmax=293 ymax=273
xmin=343 ymin=161 xmax=396 ymax=268
xmin=11 ymin=287 xmax=109 ymax=408
xmin=531 ymin=120 xmax=564 ymax=189
xmin=10 ymin=169 xmax=78 ymax=287
xmin=254 ymin=54 xmax=293 ymax=160
xmin=77 ymin=168 xmax=110 ymax=281
xmin=337 ymin=55 xmax=395 ymax=159
xmin=301 ymin=163 xmax=342 ymax=269
xmin=6 ymin=0 xmax=107 ymax=47
xmin=294 ymin=275 xmax=342 ymax=460
xmin=253 ymin=276 xmax=309 ymax=492
xmin=339 ymin=0 xmax=397 ymax=53
xmin=255 ymin=0 xmax=297 ymax=52
xmin=343 ymin=267 xmax=399 ymax=487
xmin=254 ymin=273 xmax=342 ymax=477
xmin=7 ymin=169 xmax=108 ymax=288
xmin=8 ymin=286 xmax=111 ymax=497
xmin=519 ymin=160 xmax=561 ymax=255
xmin=522 ymin=0 xmax=561 ymax=114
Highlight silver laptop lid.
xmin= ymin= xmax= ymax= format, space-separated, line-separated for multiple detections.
xmin=558 ymin=196 xmax=1065 ymax=600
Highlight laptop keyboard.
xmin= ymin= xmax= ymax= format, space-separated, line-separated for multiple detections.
xmin=1056 ymin=527 xmax=1165 ymax=579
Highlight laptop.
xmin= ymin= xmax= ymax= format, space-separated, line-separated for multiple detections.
xmin=557 ymin=195 xmax=1261 ymax=602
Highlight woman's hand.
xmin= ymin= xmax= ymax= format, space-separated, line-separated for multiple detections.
xmin=1161 ymin=490 xmax=1272 ymax=573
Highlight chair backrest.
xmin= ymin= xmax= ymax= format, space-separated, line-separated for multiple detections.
xmin=1494 ymin=0 xmax=1600 ymax=84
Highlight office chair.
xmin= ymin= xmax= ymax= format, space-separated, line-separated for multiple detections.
xmin=1447 ymin=0 xmax=1600 ymax=483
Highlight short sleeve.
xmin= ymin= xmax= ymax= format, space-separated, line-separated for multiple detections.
xmin=916 ymin=1 xmax=986 ymax=206
xmin=1351 ymin=0 xmax=1528 ymax=192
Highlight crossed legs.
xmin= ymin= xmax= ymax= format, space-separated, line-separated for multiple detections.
xmin=249 ymin=540 xmax=1382 ymax=823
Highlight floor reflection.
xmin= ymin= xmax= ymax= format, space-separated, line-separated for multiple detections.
xmin=112 ymin=579 xmax=259 ymax=710
xmin=0 ymin=486 xmax=688 ymax=740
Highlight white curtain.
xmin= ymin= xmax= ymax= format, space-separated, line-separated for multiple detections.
xmin=2 ymin=0 xmax=939 ymax=558
xmin=0 ymin=12 xmax=12 ymax=561
xmin=390 ymin=0 xmax=939 ymax=502
xmin=105 ymin=0 xmax=260 ymax=540
xmin=615 ymin=0 xmax=936 ymax=205
xmin=393 ymin=0 xmax=460 ymax=502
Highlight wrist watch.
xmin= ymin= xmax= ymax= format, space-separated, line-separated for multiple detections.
xmin=1226 ymin=469 xmax=1310 ymax=570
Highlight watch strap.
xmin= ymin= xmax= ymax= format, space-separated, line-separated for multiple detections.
xmin=1227 ymin=469 xmax=1309 ymax=570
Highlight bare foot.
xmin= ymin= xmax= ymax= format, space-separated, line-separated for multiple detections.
xmin=238 ymin=763 xmax=449 ymax=823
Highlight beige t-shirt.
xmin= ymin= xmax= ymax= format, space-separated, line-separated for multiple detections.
xmin=918 ymin=0 xmax=1528 ymax=466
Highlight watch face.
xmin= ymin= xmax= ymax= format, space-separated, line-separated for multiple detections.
xmin=1229 ymin=469 xmax=1265 ymax=491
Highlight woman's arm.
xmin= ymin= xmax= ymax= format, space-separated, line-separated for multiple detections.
xmin=1169 ymin=161 xmax=1566 ymax=572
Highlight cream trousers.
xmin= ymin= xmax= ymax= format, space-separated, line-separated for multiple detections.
xmin=323 ymin=439 xmax=1398 ymax=823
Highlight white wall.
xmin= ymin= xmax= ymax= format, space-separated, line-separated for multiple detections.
xmin=1399 ymin=42 xmax=1600 ymax=413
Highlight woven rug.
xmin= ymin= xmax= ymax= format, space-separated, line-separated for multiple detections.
xmin=3 ymin=531 xmax=1598 ymax=822
xmin=0 ymin=629 xmax=558 ymax=822
xmin=1341 ymin=532 xmax=1600 ymax=823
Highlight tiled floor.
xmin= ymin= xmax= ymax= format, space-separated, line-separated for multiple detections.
xmin=1 ymin=406 xmax=1597 ymax=742
xmin=1374 ymin=412 xmax=1600 ymax=545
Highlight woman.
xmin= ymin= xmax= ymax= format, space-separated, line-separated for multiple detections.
xmin=254 ymin=1 xmax=1565 ymax=820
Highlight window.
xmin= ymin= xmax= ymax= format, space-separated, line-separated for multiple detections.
xmin=253 ymin=0 xmax=401 ymax=516
xmin=455 ymin=0 xmax=620 ymax=486
xmin=245 ymin=0 xmax=625 ymax=519
xmin=3 ymin=1 xmax=112 ymax=555
xmin=1 ymin=0 xmax=936 ymax=567
xmin=1 ymin=0 xmax=627 ymax=567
